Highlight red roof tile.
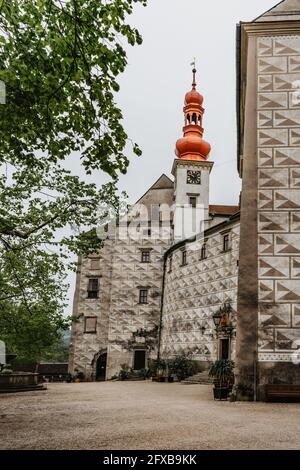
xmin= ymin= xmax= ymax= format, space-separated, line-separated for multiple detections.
xmin=209 ymin=205 xmax=240 ymax=215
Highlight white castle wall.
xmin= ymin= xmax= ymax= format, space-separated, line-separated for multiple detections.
xmin=69 ymin=240 xmax=114 ymax=379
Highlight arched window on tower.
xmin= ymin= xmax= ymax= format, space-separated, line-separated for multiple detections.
xmin=198 ymin=115 xmax=202 ymax=126
xmin=187 ymin=113 xmax=191 ymax=125
xmin=192 ymin=113 xmax=197 ymax=125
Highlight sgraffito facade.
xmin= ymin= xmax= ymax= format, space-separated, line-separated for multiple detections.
xmin=236 ymin=0 xmax=300 ymax=399
xmin=70 ymin=1 xmax=300 ymax=398
xmin=161 ymin=217 xmax=240 ymax=366
xmin=69 ymin=62 xmax=241 ymax=381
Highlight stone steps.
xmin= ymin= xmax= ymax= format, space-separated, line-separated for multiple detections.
xmin=0 ymin=384 xmax=47 ymax=393
xmin=181 ymin=371 xmax=213 ymax=385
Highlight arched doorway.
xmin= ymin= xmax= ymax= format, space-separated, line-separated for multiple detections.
xmin=96 ymin=353 xmax=107 ymax=381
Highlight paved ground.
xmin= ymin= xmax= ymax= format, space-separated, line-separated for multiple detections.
xmin=1 ymin=381 xmax=300 ymax=450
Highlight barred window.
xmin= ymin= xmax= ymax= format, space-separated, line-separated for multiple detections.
xmin=141 ymin=250 xmax=151 ymax=263
xmin=139 ymin=289 xmax=148 ymax=304
xmin=87 ymin=278 xmax=99 ymax=299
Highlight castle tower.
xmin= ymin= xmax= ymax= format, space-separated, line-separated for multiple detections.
xmin=172 ymin=68 xmax=213 ymax=241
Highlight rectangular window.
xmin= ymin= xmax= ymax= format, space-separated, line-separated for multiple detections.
xmin=84 ymin=316 xmax=97 ymax=334
xmin=201 ymin=243 xmax=207 ymax=260
xmin=143 ymin=228 xmax=151 ymax=237
xmin=189 ymin=196 xmax=197 ymax=208
xmin=139 ymin=288 xmax=148 ymax=304
xmin=151 ymin=204 xmax=160 ymax=221
xmin=181 ymin=250 xmax=187 ymax=266
xmin=90 ymin=258 xmax=100 ymax=270
xmin=141 ymin=250 xmax=151 ymax=263
xmin=223 ymin=234 xmax=230 ymax=252
xmin=87 ymin=278 xmax=99 ymax=299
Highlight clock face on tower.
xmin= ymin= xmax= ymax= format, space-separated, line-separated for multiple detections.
xmin=187 ymin=170 xmax=201 ymax=185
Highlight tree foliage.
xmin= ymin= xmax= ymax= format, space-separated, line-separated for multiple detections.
xmin=0 ymin=0 xmax=146 ymax=359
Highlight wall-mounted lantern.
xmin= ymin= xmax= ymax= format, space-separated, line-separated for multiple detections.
xmin=212 ymin=303 xmax=234 ymax=338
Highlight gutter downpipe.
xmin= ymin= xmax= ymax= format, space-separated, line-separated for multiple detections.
xmin=157 ymin=254 xmax=167 ymax=363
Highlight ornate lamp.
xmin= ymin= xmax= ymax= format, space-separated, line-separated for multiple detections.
xmin=213 ymin=309 xmax=222 ymax=328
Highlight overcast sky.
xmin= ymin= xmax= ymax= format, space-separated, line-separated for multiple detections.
xmin=65 ymin=0 xmax=278 ymax=314
xmin=115 ymin=0 xmax=277 ymax=205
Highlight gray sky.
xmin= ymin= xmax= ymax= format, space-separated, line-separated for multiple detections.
xmin=65 ymin=0 xmax=277 ymax=314
xmin=115 ymin=0 xmax=276 ymax=204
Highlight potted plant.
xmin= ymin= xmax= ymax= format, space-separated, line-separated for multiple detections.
xmin=150 ymin=359 xmax=166 ymax=382
xmin=209 ymin=359 xmax=235 ymax=400
xmin=118 ymin=364 xmax=131 ymax=381
xmin=168 ymin=354 xmax=197 ymax=382
xmin=75 ymin=371 xmax=85 ymax=382
xmin=137 ymin=368 xmax=151 ymax=380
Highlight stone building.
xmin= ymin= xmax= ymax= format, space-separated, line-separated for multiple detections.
xmin=236 ymin=0 xmax=300 ymax=399
xmin=69 ymin=0 xmax=300 ymax=399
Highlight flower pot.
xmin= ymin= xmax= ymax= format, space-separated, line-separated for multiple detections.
xmin=213 ymin=386 xmax=230 ymax=400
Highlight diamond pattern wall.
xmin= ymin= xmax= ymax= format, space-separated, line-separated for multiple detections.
xmin=257 ymin=36 xmax=300 ymax=362
xmin=160 ymin=223 xmax=239 ymax=362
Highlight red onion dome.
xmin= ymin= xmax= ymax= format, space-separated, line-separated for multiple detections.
xmin=176 ymin=135 xmax=211 ymax=160
xmin=185 ymin=89 xmax=203 ymax=106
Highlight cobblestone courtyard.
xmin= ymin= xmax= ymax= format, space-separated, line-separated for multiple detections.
xmin=1 ymin=382 xmax=300 ymax=450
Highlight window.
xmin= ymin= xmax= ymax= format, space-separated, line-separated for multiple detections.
xmin=141 ymin=250 xmax=151 ymax=263
xmin=90 ymin=258 xmax=100 ymax=270
xmin=151 ymin=205 xmax=160 ymax=221
xmin=87 ymin=278 xmax=99 ymax=299
xmin=139 ymin=288 xmax=148 ymax=304
xmin=143 ymin=228 xmax=151 ymax=238
xmin=201 ymin=243 xmax=207 ymax=260
xmin=168 ymin=255 xmax=173 ymax=273
xmin=181 ymin=250 xmax=187 ymax=266
xmin=84 ymin=316 xmax=97 ymax=334
xmin=189 ymin=196 xmax=197 ymax=208
xmin=223 ymin=234 xmax=231 ymax=252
